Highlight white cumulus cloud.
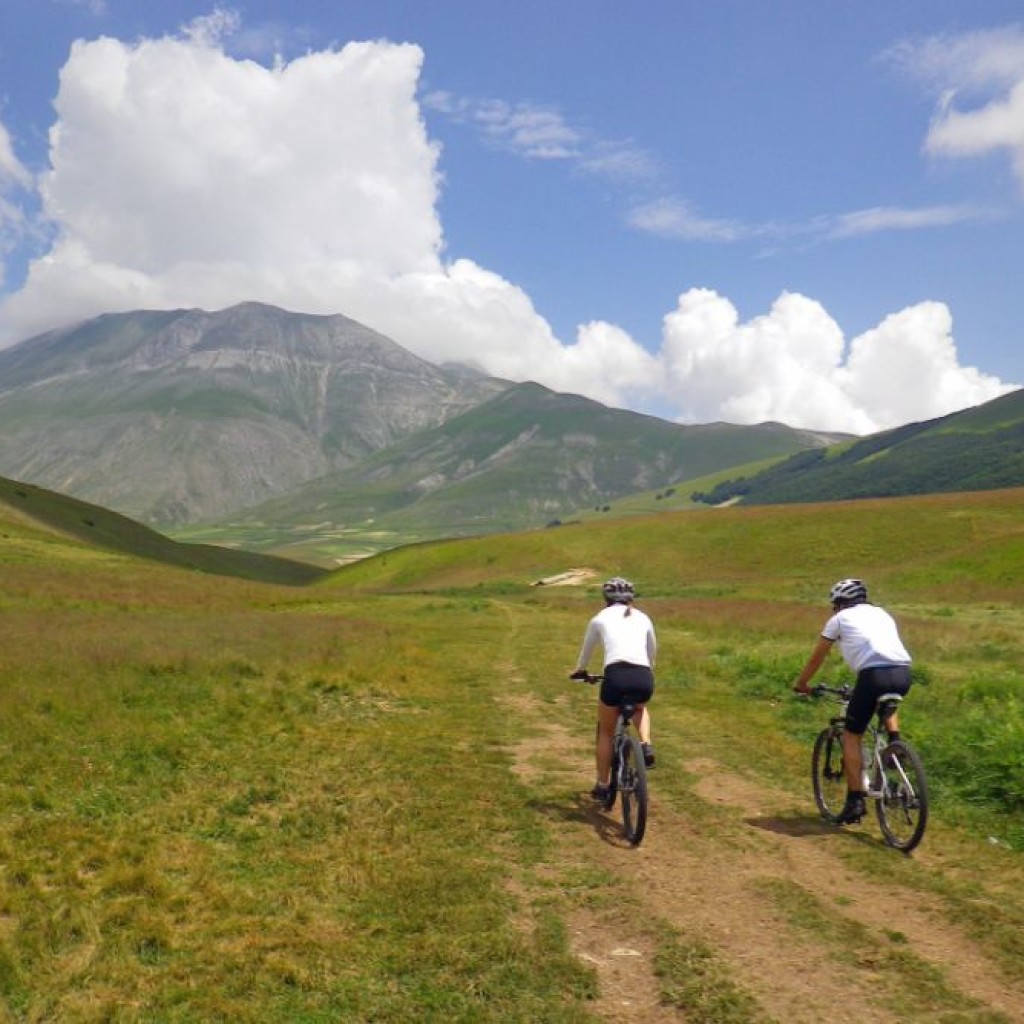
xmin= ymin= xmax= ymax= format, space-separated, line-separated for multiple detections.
xmin=3 ymin=29 xmax=448 ymax=334
xmin=656 ymin=289 xmax=1013 ymax=433
xmin=0 ymin=20 xmax=1016 ymax=437
xmin=838 ymin=302 xmax=1012 ymax=428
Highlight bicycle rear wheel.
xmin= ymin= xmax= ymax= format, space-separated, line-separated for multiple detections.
xmin=874 ymin=739 xmax=928 ymax=852
xmin=811 ymin=726 xmax=846 ymax=822
xmin=619 ymin=734 xmax=648 ymax=845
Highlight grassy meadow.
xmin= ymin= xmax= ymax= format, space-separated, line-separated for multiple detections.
xmin=1 ymin=487 xmax=1023 ymax=1020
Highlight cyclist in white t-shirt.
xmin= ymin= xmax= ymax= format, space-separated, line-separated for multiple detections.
xmin=571 ymin=577 xmax=657 ymax=802
xmin=793 ymin=578 xmax=912 ymax=824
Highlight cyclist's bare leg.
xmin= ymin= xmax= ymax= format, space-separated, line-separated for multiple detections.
xmin=841 ymin=728 xmax=863 ymax=791
xmin=630 ymin=704 xmax=651 ymax=744
xmin=595 ymin=702 xmax=619 ymax=785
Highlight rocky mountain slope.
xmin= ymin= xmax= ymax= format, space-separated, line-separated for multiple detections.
xmin=0 ymin=303 xmax=509 ymax=526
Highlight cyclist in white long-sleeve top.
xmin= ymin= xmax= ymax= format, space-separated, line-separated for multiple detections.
xmin=571 ymin=577 xmax=657 ymax=802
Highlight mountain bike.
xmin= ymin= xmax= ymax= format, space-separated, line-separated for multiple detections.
xmin=577 ymin=673 xmax=649 ymax=846
xmin=810 ymin=684 xmax=929 ymax=852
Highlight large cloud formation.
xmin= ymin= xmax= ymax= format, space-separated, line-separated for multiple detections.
xmin=658 ymin=291 xmax=1009 ymax=434
xmin=0 ymin=19 xmax=1015 ymax=434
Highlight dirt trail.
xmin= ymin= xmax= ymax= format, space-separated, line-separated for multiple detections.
xmin=502 ymin=689 xmax=1024 ymax=1024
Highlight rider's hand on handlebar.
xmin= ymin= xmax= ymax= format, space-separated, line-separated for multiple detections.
xmin=569 ymin=669 xmax=589 ymax=681
xmin=792 ymin=681 xmax=812 ymax=696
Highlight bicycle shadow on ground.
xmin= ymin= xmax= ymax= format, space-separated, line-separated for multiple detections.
xmin=745 ymin=813 xmax=841 ymax=838
xmin=528 ymin=793 xmax=640 ymax=849
xmin=746 ymin=814 xmax=887 ymax=850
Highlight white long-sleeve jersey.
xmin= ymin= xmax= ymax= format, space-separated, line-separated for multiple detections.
xmin=576 ymin=604 xmax=657 ymax=670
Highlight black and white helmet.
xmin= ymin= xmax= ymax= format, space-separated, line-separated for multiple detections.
xmin=829 ymin=578 xmax=867 ymax=604
xmin=602 ymin=577 xmax=635 ymax=603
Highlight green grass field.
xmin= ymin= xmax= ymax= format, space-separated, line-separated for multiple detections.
xmin=2 ymin=486 xmax=1023 ymax=1020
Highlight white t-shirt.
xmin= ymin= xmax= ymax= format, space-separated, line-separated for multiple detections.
xmin=821 ymin=603 xmax=911 ymax=673
xmin=577 ymin=604 xmax=657 ymax=670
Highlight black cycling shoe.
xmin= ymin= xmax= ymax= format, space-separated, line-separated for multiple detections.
xmin=641 ymin=743 xmax=656 ymax=768
xmin=590 ymin=783 xmax=611 ymax=802
xmin=835 ymin=792 xmax=866 ymax=825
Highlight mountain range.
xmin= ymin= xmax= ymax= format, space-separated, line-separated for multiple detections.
xmin=0 ymin=303 xmax=839 ymax=556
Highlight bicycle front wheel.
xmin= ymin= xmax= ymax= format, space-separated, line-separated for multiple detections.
xmin=874 ymin=739 xmax=928 ymax=853
xmin=619 ymin=734 xmax=648 ymax=845
xmin=811 ymin=726 xmax=846 ymax=822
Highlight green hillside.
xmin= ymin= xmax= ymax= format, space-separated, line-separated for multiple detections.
xmin=565 ymin=455 xmax=787 ymax=523
xmin=183 ymin=381 xmax=840 ymax=562
xmin=3 ymin=485 xmax=1023 ymax=1018
xmin=0 ymin=475 xmax=327 ymax=585
xmin=328 ymin=485 xmax=1024 ymax=604
xmin=693 ymin=387 xmax=1024 ymax=506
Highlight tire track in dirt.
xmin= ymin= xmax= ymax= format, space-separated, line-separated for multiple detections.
xmin=502 ymin=688 xmax=1024 ymax=1023
xmin=501 ymin=688 xmax=684 ymax=1022
xmin=685 ymin=758 xmax=1024 ymax=1022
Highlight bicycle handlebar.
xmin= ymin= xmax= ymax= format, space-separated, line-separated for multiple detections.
xmin=570 ymin=671 xmax=603 ymax=684
xmin=809 ymin=683 xmax=853 ymax=700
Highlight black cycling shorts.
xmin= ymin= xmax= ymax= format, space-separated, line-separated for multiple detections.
xmin=600 ymin=661 xmax=654 ymax=708
xmin=845 ymin=665 xmax=912 ymax=734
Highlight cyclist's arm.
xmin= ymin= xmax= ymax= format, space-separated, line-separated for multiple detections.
xmin=573 ymin=620 xmax=601 ymax=675
xmin=793 ymin=635 xmax=833 ymax=693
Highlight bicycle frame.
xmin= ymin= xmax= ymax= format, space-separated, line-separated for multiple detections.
xmin=576 ymin=673 xmax=649 ymax=846
xmin=826 ymin=691 xmax=896 ymax=796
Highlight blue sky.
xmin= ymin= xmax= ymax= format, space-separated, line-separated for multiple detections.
xmin=0 ymin=0 xmax=1022 ymax=433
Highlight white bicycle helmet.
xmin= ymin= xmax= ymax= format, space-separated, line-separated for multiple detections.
xmin=602 ymin=577 xmax=635 ymax=603
xmin=829 ymin=578 xmax=867 ymax=604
